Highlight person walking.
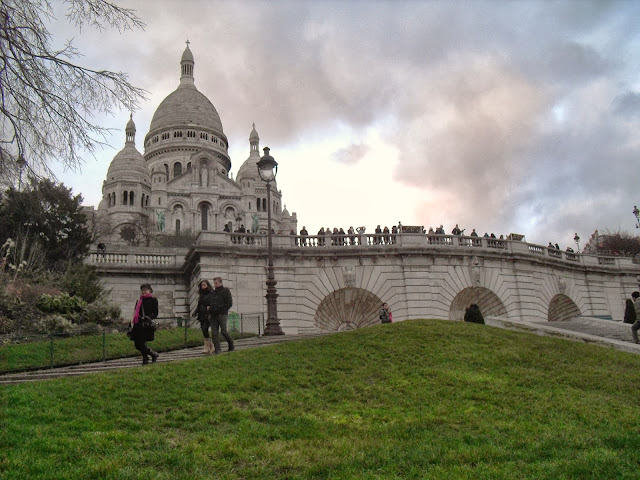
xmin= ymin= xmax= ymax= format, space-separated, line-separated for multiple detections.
xmin=631 ymin=292 xmax=640 ymax=343
xmin=129 ymin=283 xmax=159 ymax=365
xmin=208 ymin=277 xmax=235 ymax=353
xmin=379 ymin=302 xmax=392 ymax=324
xmin=624 ymin=292 xmax=638 ymax=324
xmin=193 ymin=279 xmax=215 ymax=354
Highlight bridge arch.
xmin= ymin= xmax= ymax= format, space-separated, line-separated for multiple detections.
xmin=314 ymin=287 xmax=382 ymax=332
xmin=449 ymin=287 xmax=507 ymax=321
xmin=548 ymin=294 xmax=581 ymax=322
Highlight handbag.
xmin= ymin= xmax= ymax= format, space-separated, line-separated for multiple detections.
xmin=139 ymin=303 xmax=157 ymax=331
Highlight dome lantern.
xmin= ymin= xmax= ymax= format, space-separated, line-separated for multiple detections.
xmin=125 ymin=113 xmax=136 ymax=144
xmin=180 ymin=40 xmax=194 ymax=86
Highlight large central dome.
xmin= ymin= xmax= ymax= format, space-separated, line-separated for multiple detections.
xmin=149 ymin=85 xmax=223 ymax=133
xmin=146 ymin=45 xmax=224 ymax=139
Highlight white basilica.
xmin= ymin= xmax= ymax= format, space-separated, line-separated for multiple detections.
xmin=95 ymin=44 xmax=297 ymax=244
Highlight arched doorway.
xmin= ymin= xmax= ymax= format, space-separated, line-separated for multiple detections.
xmin=548 ymin=294 xmax=581 ymax=322
xmin=449 ymin=287 xmax=507 ymax=321
xmin=314 ymin=287 xmax=382 ymax=332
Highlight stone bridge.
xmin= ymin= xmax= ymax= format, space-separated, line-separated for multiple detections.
xmin=87 ymin=232 xmax=640 ymax=334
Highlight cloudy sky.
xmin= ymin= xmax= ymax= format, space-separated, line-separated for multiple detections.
xmin=50 ymin=0 xmax=640 ymax=248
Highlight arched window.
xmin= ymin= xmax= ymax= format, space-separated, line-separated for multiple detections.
xmin=146 ymin=196 xmax=149 ymax=207
xmin=141 ymin=194 xmax=144 ymax=208
xmin=129 ymin=191 xmax=135 ymax=206
xmin=174 ymin=162 xmax=182 ymax=177
xmin=201 ymin=204 xmax=209 ymax=231
xmin=164 ymin=164 xmax=169 ymax=177
xmin=262 ymin=198 xmax=267 ymax=211
xmin=158 ymin=197 xmax=162 ymax=206
xmin=257 ymin=200 xmax=261 ymax=212
xmin=176 ymin=219 xmax=181 ymax=235
xmin=187 ymin=162 xmax=192 ymax=172
xmin=123 ymin=191 xmax=128 ymax=205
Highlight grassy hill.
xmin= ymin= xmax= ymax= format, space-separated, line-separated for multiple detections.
xmin=3 ymin=319 xmax=640 ymax=479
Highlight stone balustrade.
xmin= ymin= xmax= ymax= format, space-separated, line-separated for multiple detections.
xmin=87 ymin=232 xmax=635 ymax=269
xmin=88 ymin=252 xmax=179 ymax=267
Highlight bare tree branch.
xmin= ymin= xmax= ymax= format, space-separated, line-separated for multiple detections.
xmin=0 ymin=0 xmax=148 ymax=183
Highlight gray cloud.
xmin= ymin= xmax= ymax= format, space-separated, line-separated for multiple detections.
xmin=331 ymin=143 xmax=369 ymax=165
xmin=52 ymin=0 xmax=640 ymax=246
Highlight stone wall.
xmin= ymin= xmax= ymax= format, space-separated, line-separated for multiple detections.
xmin=88 ymin=232 xmax=640 ymax=333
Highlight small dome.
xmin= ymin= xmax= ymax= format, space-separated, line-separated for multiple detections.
xmin=106 ymin=144 xmax=150 ymax=185
xmin=181 ymin=45 xmax=194 ymax=63
xmin=250 ymin=123 xmax=259 ymax=141
xmin=236 ymin=157 xmax=261 ymax=183
xmin=237 ymin=124 xmax=264 ymax=183
xmin=126 ymin=114 xmax=136 ymax=132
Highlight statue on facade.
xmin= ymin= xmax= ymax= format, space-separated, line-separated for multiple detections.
xmin=157 ymin=211 xmax=165 ymax=232
xmin=251 ymin=213 xmax=260 ymax=234
xmin=200 ymin=166 xmax=208 ymax=187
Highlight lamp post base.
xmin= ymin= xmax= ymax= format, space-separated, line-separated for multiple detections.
xmin=264 ymin=323 xmax=284 ymax=336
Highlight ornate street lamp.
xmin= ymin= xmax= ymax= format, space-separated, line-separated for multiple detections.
xmin=257 ymin=147 xmax=284 ymax=335
xmin=574 ymin=232 xmax=580 ymax=253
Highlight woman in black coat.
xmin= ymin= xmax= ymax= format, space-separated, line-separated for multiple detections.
xmin=192 ymin=279 xmax=215 ymax=354
xmin=130 ymin=283 xmax=159 ymax=365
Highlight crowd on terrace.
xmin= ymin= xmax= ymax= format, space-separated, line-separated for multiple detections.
xmin=219 ymin=222 xmax=581 ymax=252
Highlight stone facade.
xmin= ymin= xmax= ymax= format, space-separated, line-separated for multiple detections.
xmin=84 ymin=44 xmax=640 ymax=333
xmin=88 ymin=232 xmax=640 ymax=334
xmin=90 ymin=45 xmax=297 ymax=246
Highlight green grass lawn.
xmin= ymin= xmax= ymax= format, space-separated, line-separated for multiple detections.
xmin=0 ymin=328 xmax=250 ymax=373
xmin=2 ymin=319 xmax=640 ymax=479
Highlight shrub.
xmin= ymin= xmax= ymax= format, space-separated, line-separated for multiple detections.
xmin=60 ymin=263 xmax=105 ymax=303
xmin=81 ymin=300 xmax=122 ymax=326
xmin=37 ymin=293 xmax=87 ymax=315
xmin=464 ymin=304 xmax=485 ymax=324
xmin=38 ymin=315 xmax=74 ymax=335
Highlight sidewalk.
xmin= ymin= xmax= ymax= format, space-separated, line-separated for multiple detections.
xmin=486 ymin=316 xmax=640 ymax=355
xmin=0 ymin=332 xmax=329 ymax=385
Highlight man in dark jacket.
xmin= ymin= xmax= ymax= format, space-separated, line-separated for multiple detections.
xmin=207 ymin=277 xmax=235 ymax=353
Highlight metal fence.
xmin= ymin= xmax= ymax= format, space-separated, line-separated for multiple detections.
xmin=0 ymin=312 xmax=264 ymax=373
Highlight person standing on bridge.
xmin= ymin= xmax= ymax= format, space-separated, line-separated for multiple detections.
xmin=129 ymin=283 xmax=159 ymax=365
xmin=193 ymin=280 xmax=215 ymax=354
xmin=208 ymin=277 xmax=235 ymax=354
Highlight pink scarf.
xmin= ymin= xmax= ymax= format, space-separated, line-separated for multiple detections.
xmin=132 ymin=293 xmax=153 ymax=324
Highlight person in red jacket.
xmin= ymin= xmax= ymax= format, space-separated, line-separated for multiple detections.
xmin=129 ymin=283 xmax=159 ymax=365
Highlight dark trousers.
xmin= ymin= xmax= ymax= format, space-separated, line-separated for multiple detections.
xmin=134 ymin=338 xmax=150 ymax=357
xmin=200 ymin=318 xmax=211 ymax=339
xmin=211 ymin=313 xmax=234 ymax=352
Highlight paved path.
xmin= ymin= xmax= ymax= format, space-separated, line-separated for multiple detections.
xmin=488 ymin=315 xmax=640 ymax=355
xmin=3 ymin=319 xmax=639 ymax=385
xmin=0 ymin=333 xmax=329 ymax=385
